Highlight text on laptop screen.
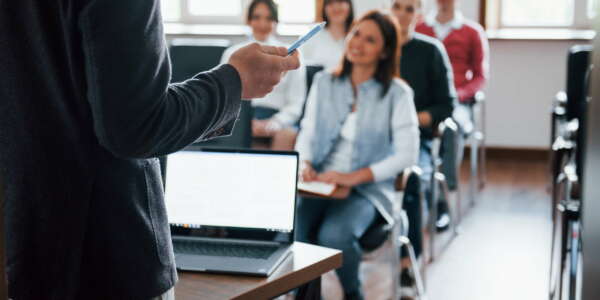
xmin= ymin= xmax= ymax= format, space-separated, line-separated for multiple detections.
xmin=165 ymin=151 xmax=297 ymax=232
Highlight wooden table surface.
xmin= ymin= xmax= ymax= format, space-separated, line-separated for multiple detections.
xmin=175 ymin=242 xmax=342 ymax=300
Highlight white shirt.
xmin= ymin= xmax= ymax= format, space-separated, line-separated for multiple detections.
xmin=320 ymin=111 xmax=357 ymax=173
xmin=220 ymin=36 xmax=307 ymax=127
xmin=301 ymin=29 xmax=345 ymax=71
xmin=425 ymin=11 xmax=465 ymax=41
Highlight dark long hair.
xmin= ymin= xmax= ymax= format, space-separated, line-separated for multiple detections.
xmin=246 ymin=0 xmax=279 ymax=23
xmin=322 ymin=0 xmax=355 ymax=33
xmin=334 ymin=10 xmax=402 ymax=97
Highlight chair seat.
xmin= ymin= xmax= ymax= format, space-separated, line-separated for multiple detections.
xmin=359 ymin=214 xmax=390 ymax=252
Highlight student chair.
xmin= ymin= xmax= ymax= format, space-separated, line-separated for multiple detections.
xmin=359 ymin=168 xmax=427 ymax=300
xmin=548 ymin=45 xmax=591 ymax=300
xmin=463 ymin=91 xmax=487 ymax=208
xmin=168 ymin=38 xmax=231 ymax=83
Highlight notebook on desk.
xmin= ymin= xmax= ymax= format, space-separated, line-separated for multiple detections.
xmin=165 ymin=148 xmax=299 ymax=277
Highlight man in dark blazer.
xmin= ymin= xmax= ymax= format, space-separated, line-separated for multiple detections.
xmin=0 ymin=1 xmax=299 ymax=299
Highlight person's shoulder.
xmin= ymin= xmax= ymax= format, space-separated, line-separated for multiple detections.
xmin=415 ymin=20 xmax=434 ymax=33
xmin=389 ymin=78 xmax=414 ymax=100
xmin=313 ymin=70 xmax=336 ymax=86
xmin=461 ymin=19 xmax=486 ymax=36
xmin=412 ymin=33 xmax=446 ymax=55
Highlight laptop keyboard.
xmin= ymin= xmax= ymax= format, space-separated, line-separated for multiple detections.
xmin=173 ymin=240 xmax=279 ymax=260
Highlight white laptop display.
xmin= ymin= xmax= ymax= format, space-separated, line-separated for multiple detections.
xmin=165 ymin=148 xmax=298 ymax=276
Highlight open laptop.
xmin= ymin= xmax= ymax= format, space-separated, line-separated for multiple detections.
xmin=164 ymin=148 xmax=298 ymax=277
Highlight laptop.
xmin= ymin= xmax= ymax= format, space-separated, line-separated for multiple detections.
xmin=164 ymin=148 xmax=298 ymax=277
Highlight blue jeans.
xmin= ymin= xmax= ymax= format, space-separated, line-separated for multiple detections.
xmin=296 ymin=194 xmax=377 ymax=295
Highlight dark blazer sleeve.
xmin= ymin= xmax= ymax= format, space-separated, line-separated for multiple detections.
xmin=427 ymin=41 xmax=457 ymax=126
xmin=78 ymin=0 xmax=241 ymax=158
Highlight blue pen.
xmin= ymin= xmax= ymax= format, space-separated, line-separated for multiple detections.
xmin=287 ymin=22 xmax=327 ymax=56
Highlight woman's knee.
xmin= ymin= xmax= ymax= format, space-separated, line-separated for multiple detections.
xmin=317 ymin=224 xmax=358 ymax=250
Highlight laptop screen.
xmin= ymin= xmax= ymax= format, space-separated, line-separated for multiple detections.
xmin=165 ymin=149 xmax=298 ymax=234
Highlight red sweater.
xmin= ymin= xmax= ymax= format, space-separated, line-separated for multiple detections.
xmin=416 ymin=17 xmax=489 ymax=103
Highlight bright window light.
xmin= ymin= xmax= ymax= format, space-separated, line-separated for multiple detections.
xmin=501 ymin=0 xmax=574 ymax=27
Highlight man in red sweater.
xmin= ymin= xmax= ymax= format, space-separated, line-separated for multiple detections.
xmin=416 ymin=0 xmax=489 ymax=104
xmin=415 ymin=0 xmax=489 ymax=233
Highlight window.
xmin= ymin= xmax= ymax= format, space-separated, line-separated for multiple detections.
xmin=486 ymin=0 xmax=594 ymax=30
xmin=501 ymin=0 xmax=573 ymax=27
xmin=588 ymin=0 xmax=598 ymax=19
xmin=160 ymin=0 xmax=181 ymax=22
xmin=161 ymin=0 xmax=316 ymax=24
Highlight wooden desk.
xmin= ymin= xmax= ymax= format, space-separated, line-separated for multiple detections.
xmin=175 ymin=242 xmax=342 ymax=300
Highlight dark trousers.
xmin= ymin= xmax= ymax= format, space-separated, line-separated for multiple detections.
xmin=402 ymin=139 xmax=432 ymax=258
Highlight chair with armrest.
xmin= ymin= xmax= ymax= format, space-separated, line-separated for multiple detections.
xmin=359 ymin=167 xmax=427 ymax=300
xmin=299 ymin=168 xmax=427 ymax=299
xmin=548 ymin=45 xmax=591 ymax=300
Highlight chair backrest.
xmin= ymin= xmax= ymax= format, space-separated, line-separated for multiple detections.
xmin=169 ymin=38 xmax=231 ymax=83
xmin=576 ymin=66 xmax=592 ymax=183
xmin=566 ymin=45 xmax=592 ymax=121
xmin=298 ymin=65 xmax=325 ymax=123
xmin=305 ymin=65 xmax=325 ymax=97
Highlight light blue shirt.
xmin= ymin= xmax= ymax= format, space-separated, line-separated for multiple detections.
xmin=295 ymin=71 xmax=420 ymax=221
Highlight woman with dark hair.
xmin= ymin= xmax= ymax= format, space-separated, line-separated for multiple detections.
xmin=295 ymin=10 xmax=419 ymax=300
xmin=302 ymin=0 xmax=355 ymax=70
xmin=221 ymin=0 xmax=306 ymax=149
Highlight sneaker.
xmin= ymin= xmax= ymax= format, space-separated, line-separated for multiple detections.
xmin=400 ymin=269 xmax=416 ymax=299
xmin=435 ymin=201 xmax=451 ymax=232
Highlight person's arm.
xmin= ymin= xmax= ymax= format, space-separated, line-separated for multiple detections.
xmin=424 ymin=41 xmax=457 ymax=127
xmin=269 ymin=66 xmax=307 ymax=128
xmin=78 ymin=1 xmax=240 ymax=158
xmin=369 ymin=85 xmax=420 ymax=181
xmin=456 ymin=25 xmax=489 ymax=102
xmin=294 ymin=72 xmax=322 ymax=165
xmin=78 ymin=1 xmax=299 ymax=159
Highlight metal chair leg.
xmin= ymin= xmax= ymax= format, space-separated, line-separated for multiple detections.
xmin=469 ymin=134 xmax=479 ymax=208
xmin=399 ymin=236 xmax=427 ymax=300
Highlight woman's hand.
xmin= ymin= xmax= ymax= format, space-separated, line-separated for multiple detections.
xmin=317 ymin=168 xmax=375 ymax=187
xmin=300 ymin=161 xmax=318 ymax=182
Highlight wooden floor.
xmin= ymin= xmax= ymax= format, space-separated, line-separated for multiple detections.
xmin=316 ymin=156 xmax=551 ymax=300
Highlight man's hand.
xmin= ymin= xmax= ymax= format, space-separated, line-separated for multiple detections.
xmin=228 ymin=43 xmax=300 ymax=99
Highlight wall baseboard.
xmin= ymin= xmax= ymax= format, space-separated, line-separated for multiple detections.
xmin=464 ymin=146 xmax=550 ymax=162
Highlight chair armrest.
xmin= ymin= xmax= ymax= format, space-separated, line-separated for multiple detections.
xmin=474 ymin=91 xmax=486 ymax=103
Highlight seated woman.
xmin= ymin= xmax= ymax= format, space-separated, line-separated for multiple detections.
xmin=302 ymin=0 xmax=355 ymax=71
xmin=295 ymin=10 xmax=419 ymax=300
xmin=220 ymin=0 xmax=306 ymax=150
